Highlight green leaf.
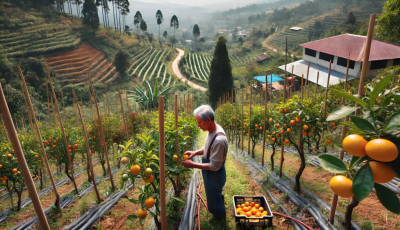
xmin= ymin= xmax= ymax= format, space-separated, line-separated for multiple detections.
xmin=327 ymin=106 xmax=358 ymax=121
xmin=328 ymin=88 xmax=368 ymax=108
xmin=128 ymin=198 xmax=140 ymax=204
xmin=317 ymin=154 xmax=348 ymax=173
xmin=374 ymin=183 xmax=400 ymax=214
xmin=383 ymin=112 xmax=400 ymax=133
xmin=349 ymin=156 xmax=367 ymax=169
xmin=140 ymin=218 xmax=146 ymax=225
xmin=370 ymin=74 xmax=396 ymax=107
xmin=352 ymin=163 xmax=374 ymax=201
xmin=128 ymin=214 xmax=138 ymax=222
xmin=349 ymin=116 xmax=376 ymax=134
xmin=363 ymin=110 xmax=375 ymax=126
xmin=170 ymin=196 xmax=185 ymax=203
xmin=381 ymin=95 xmax=400 ymax=107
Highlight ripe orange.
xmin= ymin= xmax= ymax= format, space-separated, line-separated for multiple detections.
xmin=308 ymin=133 xmax=312 ymax=137
xmin=289 ymin=120 xmax=296 ymax=126
xmin=245 ymin=212 xmax=252 ymax=217
xmin=44 ymin=141 xmax=48 ymax=144
xmin=68 ymin=145 xmax=72 ymax=149
xmin=283 ymin=124 xmax=287 ymax=128
xmin=326 ymin=140 xmax=331 ymax=144
xmin=269 ymin=118 xmax=273 ymax=123
xmin=337 ymin=104 xmax=340 ymax=107
xmin=236 ymin=208 xmax=242 ymax=213
xmin=295 ymin=117 xmax=301 ymax=123
xmin=272 ymin=131 xmax=276 ymax=135
xmin=369 ymin=161 xmax=395 ymax=183
xmin=279 ymin=109 xmax=284 ymax=113
xmin=268 ymin=135 xmax=271 ymax=139
xmin=68 ymin=149 xmax=72 ymax=153
xmin=259 ymin=207 xmax=264 ymax=212
xmin=284 ymin=108 xmax=289 ymax=113
xmin=330 ymin=122 xmax=336 ymax=127
xmin=137 ymin=209 xmax=147 ymax=219
xmin=251 ymin=209 xmax=258 ymax=215
xmin=255 ymin=124 xmax=259 ymax=128
xmin=145 ymin=197 xmax=155 ymax=209
xmin=243 ymin=130 xmax=246 ymax=133
xmin=329 ymin=175 xmax=354 ymax=198
xmin=241 ymin=204 xmax=245 ymax=208
xmin=271 ymin=138 xmax=276 ymax=142
xmin=74 ymin=144 xmax=79 ymax=149
xmin=255 ymin=212 xmax=261 ymax=217
xmin=285 ymin=139 xmax=290 ymax=144
xmin=183 ymin=155 xmax=189 ymax=160
xmin=255 ymin=204 xmax=260 ymax=209
xmin=342 ymin=134 xmax=368 ymax=157
xmin=365 ymin=139 xmax=398 ymax=162
xmin=276 ymin=133 xmax=280 ymax=137
xmin=52 ymin=145 xmax=56 ymax=149
xmin=12 ymin=169 xmax=17 ymax=173
xmin=243 ymin=207 xmax=249 ymax=212
xmin=280 ymin=130 xmax=285 ymax=134
xmin=6 ymin=154 xmax=11 ymax=158
xmin=35 ymin=155 xmax=39 ymax=158
xmin=287 ymin=128 xmax=291 ymax=133
xmin=303 ymin=125 xmax=309 ymax=130
xmin=259 ymin=127 xmax=262 ymax=130
xmin=0 ymin=165 xmax=2 ymax=168
xmin=245 ymin=202 xmax=249 ymax=207
xmin=250 ymin=202 xmax=255 ymax=207
xmin=276 ymin=124 xmax=280 ymax=129
xmin=302 ymin=132 xmax=307 ymax=136
xmin=236 ymin=204 xmax=240 ymax=208
xmin=312 ymin=127 xmax=316 ymax=131
xmin=130 ymin=165 xmax=141 ymax=175
xmin=144 ymin=175 xmax=154 ymax=183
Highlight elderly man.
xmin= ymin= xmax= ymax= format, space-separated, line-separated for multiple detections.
xmin=182 ymin=105 xmax=228 ymax=223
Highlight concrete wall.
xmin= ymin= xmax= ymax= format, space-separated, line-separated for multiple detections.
xmin=302 ymin=49 xmax=394 ymax=78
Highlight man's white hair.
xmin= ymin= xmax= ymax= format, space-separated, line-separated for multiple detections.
xmin=193 ymin=105 xmax=215 ymax=122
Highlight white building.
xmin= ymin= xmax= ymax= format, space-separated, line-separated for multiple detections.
xmin=279 ymin=34 xmax=400 ymax=87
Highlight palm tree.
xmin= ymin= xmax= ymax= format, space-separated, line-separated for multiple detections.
xmin=156 ymin=10 xmax=163 ymax=41
xmin=170 ymin=15 xmax=179 ymax=46
xmin=134 ymin=11 xmax=142 ymax=34
xmin=128 ymin=79 xmax=173 ymax=110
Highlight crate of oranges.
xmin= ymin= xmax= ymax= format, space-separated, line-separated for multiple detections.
xmin=233 ymin=195 xmax=273 ymax=228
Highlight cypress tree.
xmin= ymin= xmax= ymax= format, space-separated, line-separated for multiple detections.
xmin=208 ymin=36 xmax=233 ymax=109
xmin=82 ymin=0 xmax=100 ymax=35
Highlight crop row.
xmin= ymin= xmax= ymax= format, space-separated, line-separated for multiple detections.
xmin=8 ymin=38 xmax=80 ymax=57
xmin=0 ymin=24 xmax=65 ymax=40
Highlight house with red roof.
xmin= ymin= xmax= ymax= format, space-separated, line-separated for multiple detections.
xmin=278 ymin=34 xmax=400 ymax=87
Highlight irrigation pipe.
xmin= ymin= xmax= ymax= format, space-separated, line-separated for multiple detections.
xmin=273 ymin=212 xmax=313 ymax=230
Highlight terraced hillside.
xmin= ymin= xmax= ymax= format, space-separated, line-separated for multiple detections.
xmin=0 ymin=22 xmax=80 ymax=57
xmin=265 ymin=5 xmax=382 ymax=51
xmin=46 ymin=44 xmax=121 ymax=86
xmin=128 ymin=46 xmax=173 ymax=87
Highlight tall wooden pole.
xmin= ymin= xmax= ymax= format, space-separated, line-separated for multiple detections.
xmin=46 ymin=83 xmax=51 ymax=128
xmin=60 ymin=88 xmax=67 ymax=124
xmin=126 ymin=91 xmax=131 ymax=114
xmin=80 ymin=95 xmax=85 ymax=120
xmin=262 ymin=71 xmax=268 ymax=167
xmin=241 ymin=89 xmax=244 ymax=152
xmin=306 ymin=61 xmax=310 ymax=98
xmin=235 ymin=89 xmax=238 ymax=148
xmin=158 ymin=96 xmax=167 ymax=230
xmin=324 ymin=61 xmax=332 ymax=116
xmin=329 ymin=56 xmax=351 ymax=224
xmin=315 ymin=72 xmax=319 ymax=100
xmin=89 ymin=89 xmax=94 ymax=119
xmin=103 ymin=94 xmax=106 ymax=116
xmin=248 ymin=86 xmax=252 ymax=157
xmin=105 ymin=85 xmax=110 ymax=117
xmin=355 ymin=14 xmax=376 ymax=116
xmin=301 ymin=74 xmax=304 ymax=101
xmin=0 ymin=83 xmax=50 ymax=230
xmin=290 ymin=66 xmax=294 ymax=99
xmin=72 ymin=89 xmax=101 ymax=204
xmin=46 ymin=65 xmax=78 ymax=194
xmin=51 ymin=95 xmax=57 ymax=128
xmin=20 ymin=67 xmax=61 ymax=211
xmin=174 ymin=95 xmax=181 ymax=196
xmin=284 ymin=37 xmax=287 ymax=101
xmin=118 ymin=88 xmax=129 ymax=141
xmin=22 ymin=90 xmax=35 ymax=138
xmin=88 ymin=72 xmax=115 ymax=191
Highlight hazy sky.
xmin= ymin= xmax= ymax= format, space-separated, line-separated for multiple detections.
xmin=138 ymin=0 xmax=262 ymax=8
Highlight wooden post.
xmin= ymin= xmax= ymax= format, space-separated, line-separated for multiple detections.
xmin=46 ymin=65 xmax=79 ymax=194
xmin=262 ymin=71 xmax=268 ymax=167
xmin=248 ymin=86 xmax=252 ymax=157
xmin=301 ymin=74 xmax=304 ymax=101
xmin=329 ymin=56 xmax=351 ymax=224
xmin=60 ymin=88 xmax=67 ymax=124
xmin=324 ymin=61 xmax=332 ymax=116
xmin=284 ymin=37 xmax=287 ymax=102
xmin=315 ymin=72 xmax=319 ymax=100
xmin=270 ymin=75 xmax=273 ymax=103
xmin=139 ymin=102 xmax=143 ymax=135
xmin=355 ymin=14 xmax=376 ymax=116
xmin=105 ymin=85 xmax=110 ymax=117
xmin=89 ymin=89 xmax=94 ymax=119
xmin=46 ymin=83 xmax=51 ymax=128
xmin=88 ymin=72 xmax=115 ymax=191
xmin=51 ymin=95 xmax=57 ymax=128
xmin=1 ymin=115 xmax=9 ymax=142
xmin=306 ymin=61 xmax=310 ymax=98
xmin=241 ymin=89 xmax=244 ymax=152
xmin=290 ymin=65 xmax=294 ymax=99
xmin=22 ymin=90 xmax=35 ymax=138
xmin=126 ymin=91 xmax=131 ymax=113
xmin=115 ymin=88 xmax=118 ymax=117
xmin=72 ymin=89 xmax=101 ymax=204
xmin=80 ymin=95 xmax=85 ymax=121
xmin=21 ymin=116 xmax=26 ymax=136
xmin=19 ymin=68 xmax=61 ymax=211
xmin=174 ymin=95 xmax=180 ymax=197
xmin=158 ymin=96 xmax=167 ymax=230
xmin=235 ymin=89 xmax=238 ymax=148
xmin=103 ymin=94 xmax=106 ymax=116
xmin=0 ymin=82 xmax=51 ymax=230
xmin=14 ymin=114 xmax=19 ymax=134
xmin=118 ymin=88 xmax=129 ymax=141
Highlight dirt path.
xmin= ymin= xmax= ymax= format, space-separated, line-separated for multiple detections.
xmin=172 ymin=48 xmax=207 ymax=92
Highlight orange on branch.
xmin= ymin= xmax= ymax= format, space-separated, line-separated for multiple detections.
xmin=365 ymin=139 xmax=398 ymax=162
xmin=329 ymin=175 xmax=354 ymax=198
xmin=342 ymin=134 xmax=368 ymax=157
xmin=369 ymin=161 xmax=395 ymax=183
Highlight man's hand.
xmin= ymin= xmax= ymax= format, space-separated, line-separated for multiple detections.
xmin=182 ymin=159 xmax=196 ymax=168
xmin=184 ymin=151 xmax=197 ymax=159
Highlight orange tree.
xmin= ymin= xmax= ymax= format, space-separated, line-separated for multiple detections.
xmin=263 ymin=108 xmax=283 ymax=172
xmin=0 ymin=135 xmax=41 ymax=211
xmin=245 ymin=105 xmax=264 ymax=158
xmin=318 ymin=73 xmax=400 ymax=229
xmin=45 ymin=127 xmax=81 ymax=194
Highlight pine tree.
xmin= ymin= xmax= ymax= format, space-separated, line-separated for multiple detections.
xmin=82 ymin=0 xmax=100 ymax=35
xmin=208 ymin=36 xmax=233 ymax=109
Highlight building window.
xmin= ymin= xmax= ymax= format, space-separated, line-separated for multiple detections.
xmin=337 ymin=57 xmax=355 ymax=69
xmin=370 ymin=60 xmax=388 ymax=70
xmin=305 ymin=48 xmax=316 ymax=57
xmin=394 ymin=58 xmax=400 ymax=66
xmin=319 ymin=52 xmax=334 ymax=63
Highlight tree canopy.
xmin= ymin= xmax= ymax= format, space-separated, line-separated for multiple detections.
xmin=82 ymin=0 xmax=100 ymax=35
xmin=140 ymin=20 xmax=147 ymax=32
xmin=156 ymin=10 xmax=164 ymax=40
xmin=208 ymin=36 xmax=233 ymax=109
xmin=376 ymin=0 xmax=400 ymax=45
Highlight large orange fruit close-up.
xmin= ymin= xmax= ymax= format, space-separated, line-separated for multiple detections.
xmin=329 ymin=175 xmax=354 ymax=198
xmin=137 ymin=209 xmax=147 ymax=219
xmin=289 ymin=120 xmax=296 ymax=126
xmin=130 ymin=165 xmax=141 ymax=175
xmin=369 ymin=161 xmax=395 ymax=183
xmin=365 ymin=139 xmax=398 ymax=162
xmin=145 ymin=197 xmax=155 ymax=209
xmin=342 ymin=134 xmax=368 ymax=157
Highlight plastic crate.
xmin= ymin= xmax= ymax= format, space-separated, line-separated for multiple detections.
xmin=233 ymin=195 xmax=273 ymax=229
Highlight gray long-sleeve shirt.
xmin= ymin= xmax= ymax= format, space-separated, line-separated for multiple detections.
xmin=203 ymin=124 xmax=228 ymax=171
